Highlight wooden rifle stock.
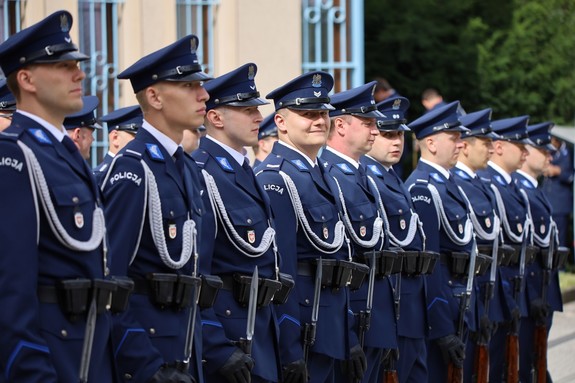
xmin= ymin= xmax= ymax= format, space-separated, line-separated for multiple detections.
xmin=447 ymin=362 xmax=463 ymax=383
xmin=533 ymin=324 xmax=548 ymax=383
xmin=473 ymin=343 xmax=489 ymax=383
xmin=382 ymin=370 xmax=399 ymax=383
xmin=504 ymin=333 xmax=519 ymax=383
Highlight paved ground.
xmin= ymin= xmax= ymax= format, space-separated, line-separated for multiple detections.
xmin=549 ymin=299 xmax=575 ymax=382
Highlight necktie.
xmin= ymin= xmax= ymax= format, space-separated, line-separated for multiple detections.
xmin=357 ymin=164 xmax=368 ymax=188
xmin=173 ymin=146 xmax=185 ymax=179
xmin=242 ymin=158 xmax=255 ymax=178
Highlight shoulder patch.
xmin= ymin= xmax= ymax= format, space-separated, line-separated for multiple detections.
xmin=216 ymin=156 xmax=234 ymax=171
xmin=494 ymin=174 xmax=506 ymax=186
xmin=454 ymin=169 xmax=470 ymax=180
xmin=336 ymin=163 xmax=354 ymax=174
xmin=146 ymin=143 xmax=164 ymax=160
xmin=430 ymin=172 xmax=444 ymax=183
xmin=28 ymin=129 xmax=52 ymax=145
xmin=367 ymin=164 xmax=383 ymax=176
xmin=291 ymin=159 xmax=309 ymax=171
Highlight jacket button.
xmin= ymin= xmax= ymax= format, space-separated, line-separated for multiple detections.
xmin=72 ymin=196 xmax=79 ymax=204
xmin=448 ymin=280 xmax=453 ymax=286
xmin=247 ymin=218 xmax=253 ymax=224
xmin=225 ymin=309 xmax=231 ymax=316
xmin=149 ymin=328 xmax=156 ymax=335
xmin=305 ymin=299 xmax=310 ymax=304
xmin=61 ymin=329 xmax=68 ymax=337
xmin=124 ymin=373 xmax=133 ymax=380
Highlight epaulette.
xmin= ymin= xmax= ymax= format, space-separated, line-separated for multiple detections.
xmin=479 ymin=176 xmax=491 ymax=184
xmin=259 ymin=154 xmax=284 ymax=172
xmin=335 ymin=163 xmax=354 ymax=174
xmin=414 ymin=178 xmax=428 ymax=185
xmin=191 ymin=149 xmax=210 ymax=169
xmin=367 ymin=164 xmax=383 ymax=177
xmin=290 ymin=158 xmax=310 ymax=171
xmin=0 ymin=131 xmax=20 ymax=142
xmin=429 ymin=172 xmax=445 ymax=183
xmin=26 ymin=128 xmax=52 ymax=145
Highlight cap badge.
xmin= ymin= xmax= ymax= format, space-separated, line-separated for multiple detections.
xmin=248 ymin=65 xmax=255 ymax=80
xmin=314 ymin=90 xmax=322 ymax=97
xmin=312 ymin=74 xmax=322 ymax=88
xmin=60 ymin=14 xmax=70 ymax=33
xmin=392 ymin=99 xmax=401 ymax=110
xmin=190 ymin=37 xmax=197 ymax=54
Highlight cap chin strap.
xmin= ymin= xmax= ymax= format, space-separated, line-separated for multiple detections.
xmin=278 ymin=96 xmax=330 ymax=109
xmin=153 ymin=64 xmax=203 ymax=81
xmin=22 ymin=42 xmax=80 ymax=63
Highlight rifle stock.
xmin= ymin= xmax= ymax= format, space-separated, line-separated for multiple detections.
xmin=533 ymin=321 xmax=548 ymax=383
xmin=382 ymin=370 xmax=399 ymax=383
xmin=447 ymin=362 xmax=463 ymax=383
xmin=504 ymin=333 xmax=519 ymax=383
xmin=473 ymin=343 xmax=489 ymax=383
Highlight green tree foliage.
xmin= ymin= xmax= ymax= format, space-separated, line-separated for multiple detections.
xmin=365 ymin=0 xmax=574 ymax=124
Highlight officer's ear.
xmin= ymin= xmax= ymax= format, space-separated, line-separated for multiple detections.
xmin=145 ymin=85 xmax=164 ymax=111
xmin=274 ymin=111 xmax=288 ymax=134
xmin=493 ymin=140 xmax=504 ymax=155
xmin=205 ymin=109 xmax=224 ymax=129
xmin=15 ymin=68 xmax=36 ymax=93
xmin=424 ymin=136 xmax=436 ymax=154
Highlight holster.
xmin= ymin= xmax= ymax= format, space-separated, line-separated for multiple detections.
xmin=358 ymin=250 xmax=399 ymax=278
xmin=198 ymin=274 xmax=223 ymax=309
xmin=510 ymin=244 xmax=538 ymax=266
xmin=173 ymin=275 xmax=202 ymax=310
xmin=146 ymin=273 xmax=201 ymax=310
xmin=401 ymin=250 xmax=439 ymax=276
xmin=109 ymin=277 xmax=134 ymax=314
xmin=50 ymin=278 xmax=120 ymax=321
xmin=273 ymin=272 xmax=295 ymax=305
xmin=553 ymin=247 xmax=570 ymax=270
xmin=474 ymin=253 xmax=492 ymax=276
xmin=232 ymin=274 xmax=282 ymax=307
xmin=499 ymin=244 xmax=516 ymax=266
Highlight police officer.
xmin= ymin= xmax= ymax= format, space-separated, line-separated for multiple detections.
xmin=405 ymin=101 xmax=476 ymax=382
xmin=452 ymin=109 xmax=508 ymax=381
xmin=257 ymin=71 xmax=361 ymax=383
xmin=192 ymin=63 xmax=281 ymax=383
xmin=0 ymin=10 xmax=117 ymax=382
xmin=64 ymin=95 xmax=102 ymax=160
xmin=321 ymin=81 xmax=392 ymax=383
xmin=101 ymin=35 xmax=211 ymax=382
xmin=94 ymin=104 xmax=141 ymax=179
xmin=513 ymin=122 xmax=563 ymax=383
xmin=363 ymin=96 xmax=430 ymax=383
xmin=0 ymin=78 xmax=15 ymax=131
xmin=253 ymin=113 xmax=278 ymax=167
xmin=476 ymin=116 xmax=532 ymax=382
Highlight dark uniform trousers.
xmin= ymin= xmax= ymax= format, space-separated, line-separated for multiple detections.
xmin=0 ymin=114 xmax=116 ymax=382
xmin=257 ymin=142 xmax=357 ymax=383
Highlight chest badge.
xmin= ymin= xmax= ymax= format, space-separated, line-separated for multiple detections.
xmin=540 ymin=224 xmax=546 ymax=234
xmin=247 ymin=230 xmax=256 ymax=244
xmin=323 ymin=225 xmax=329 ymax=239
xmin=359 ymin=225 xmax=367 ymax=237
xmin=458 ymin=223 xmax=464 ymax=234
xmin=169 ymin=223 xmax=177 ymax=239
xmin=399 ymin=218 xmax=406 ymax=230
xmin=485 ymin=217 xmax=491 ymax=228
xmin=517 ymin=223 xmax=523 ymax=233
xmin=74 ymin=211 xmax=84 ymax=229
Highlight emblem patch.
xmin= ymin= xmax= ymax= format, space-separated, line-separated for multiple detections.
xmin=517 ymin=223 xmax=523 ymax=233
xmin=360 ymin=225 xmax=366 ymax=237
xmin=74 ymin=211 xmax=84 ymax=229
xmin=312 ymin=74 xmax=322 ymax=88
xmin=323 ymin=226 xmax=329 ymax=239
xmin=458 ymin=223 xmax=464 ymax=234
xmin=399 ymin=219 xmax=406 ymax=230
xmin=485 ymin=217 xmax=491 ymax=228
xmin=540 ymin=224 xmax=546 ymax=234
xmin=169 ymin=223 xmax=177 ymax=239
xmin=248 ymin=230 xmax=256 ymax=244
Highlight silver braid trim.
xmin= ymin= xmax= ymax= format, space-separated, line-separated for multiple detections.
xmin=427 ymin=183 xmax=473 ymax=245
xmin=279 ymin=171 xmax=345 ymax=254
xmin=18 ymin=141 xmax=104 ymax=251
xmin=142 ymin=160 xmax=195 ymax=269
xmin=331 ymin=175 xmax=384 ymax=249
xmin=368 ymin=175 xmax=418 ymax=248
xmin=457 ymin=184 xmax=500 ymax=241
xmin=489 ymin=184 xmax=525 ymax=244
xmin=201 ymin=169 xmax=274 ymax=257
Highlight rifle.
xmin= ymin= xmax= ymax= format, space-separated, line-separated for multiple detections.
xmin=238 ymin=266 xmax=259 ymax=356
xmin=358 ymin=250 xmax=376 ymax=350
xmin=531 ymin=226 xmax=555 ymax=383
xmin=303 ymin=258 xmax=322 ymax=365
xmin=504 ymin=221 xmax=530 ymax=383
xmin=448 ymin=239 xmax=477 ymax=383
xmin=473 ymin=235 xmax=499 ymax=383
xmin=178 ymin=250 xmax=202 ymax=373
xmin=382 ymin=349 xmax=399 ymax=383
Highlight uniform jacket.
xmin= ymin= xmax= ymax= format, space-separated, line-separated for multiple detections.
xmin=453 ymin=166 xmax=507 ymax=324
xmin=320 ymin=149 xmax=397 ymax=349
xmin=192 ymin=137 xmax=280 ymax=381
xmin=406 ymin=161 xmax=476 ymax=339
xmin=477 ymin=165 xmax=529 ymax=318
xmin=93 ymin=153 xmax=113 ymax=185
xmin=541 ymin=143 xmax=573 ymax=215
xmin=256 ymin=142 xmax=357 ymax=363
xmin=363 ymin=155 xmax=428 ymax=339
xmin=0 ymin=113 xmax=115 ymax=382
xmin=101 ymin=127 xmax=205 ymax=382
xmin=512 ymin=172 xmax=563 ymax=313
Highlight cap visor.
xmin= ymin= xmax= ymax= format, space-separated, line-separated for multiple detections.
xmin=288 ymin=103 xmax=335 ymax=111
xmin=225 ymin=98 xmax=270 ymax=107
xmin=351 ymin=110 xmax=384 ymax=118
xmin=35 ymin=51 xmax=90 ymax=63
xmin=166 ymin=71 xmax=213 ymax=82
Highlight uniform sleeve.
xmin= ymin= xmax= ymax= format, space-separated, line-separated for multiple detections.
xmin=0 ymin=142 xmax=59 ymax=382
xmin=408 ymin=183 xmax=455 ymax=339
xmin=101 ymin=156 xmax=163 ymax=382
xmin=256 ymin=170 xmax=303 ymax=364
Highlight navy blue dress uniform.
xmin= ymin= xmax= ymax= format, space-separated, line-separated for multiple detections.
xmin=476 ymin=115 xmax=532 ymax=382
xmin=253 ymin=113 xmax=278 ymax=168
xmin=452 ymin=108 xmax=508 ymax=381
xmin=0 ymin=78 xmax=16 ymax=111
xmin=94 ymin=105 xmax=142 ymax=183
xmin=256 ymin=71 xmax=360 ymax=383
xmin=101 ymin=35 xmax=211 ymax=382
xmin=542 ymin=138 xmax=573 ymax=248
xmin=404 ymin=101 xmax=477 ymax=383
xmin=191 ymin=63 xmax=281 ymax=383
xmin=513 ymin=122 xmax=563 ymax=383
xmin=363 ymin=96 xmax=430 ymax=383
xmin=63 ymin=95 xmax=102 ymax=131
xmin=321 ymin=81 xmax=396 ymax=383
xmin=0 ymin=10 xmax=117 ymax=382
